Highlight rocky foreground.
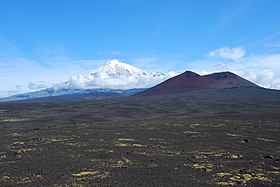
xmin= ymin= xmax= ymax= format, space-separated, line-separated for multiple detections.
xmin=0 ymin=88 xmax=280 ymax=186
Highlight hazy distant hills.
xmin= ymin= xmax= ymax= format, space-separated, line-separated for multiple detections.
xmin=0 ymin=88 xmax=145 ymax=102
xmin=135 ymin=71 xmax=260 ymax=96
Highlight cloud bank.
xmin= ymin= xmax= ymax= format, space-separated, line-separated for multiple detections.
xmin=57 ymin=72 xmax=174 ymax=90
xmin=1 ymin=46 xmax=280 ymax=98
xmin=208 ymin=47 xmax=245 ymax=60
xmin=189 ymin=47 xmax=280 ymax=89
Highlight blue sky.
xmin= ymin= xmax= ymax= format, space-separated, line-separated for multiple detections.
xmin=0 ymin=0 xmax=280 ymax=96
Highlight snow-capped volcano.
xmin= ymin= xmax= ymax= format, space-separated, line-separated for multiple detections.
xmin=89 ymin=59 xmax=148 ymax=78
xmin=60 ymin=59 xmax=172 ymax=90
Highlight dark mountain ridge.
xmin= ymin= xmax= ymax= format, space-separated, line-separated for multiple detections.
xmin=135 ymin=71 xmax=259 ymax=96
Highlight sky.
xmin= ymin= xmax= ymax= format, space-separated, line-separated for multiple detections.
xmin=0 ymin=0 xmax=280 ymax=96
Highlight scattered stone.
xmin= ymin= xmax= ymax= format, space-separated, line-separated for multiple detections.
xmin=216 ymin=172 xmax=232 ymax=177
xmin=1 ymin=176 xmax=10 ymax=182
xmin=72 ymin=171 xmax=98 ymax=177
xmin=263 ymin=155 xmax=273 ymax=159
xmin=12 ymin=141 xmax=24 ymax=146
xmin=192 ymin=163 xmax=213 ymax=172
xmin=226 ymin=154 xmax=242 ymax=159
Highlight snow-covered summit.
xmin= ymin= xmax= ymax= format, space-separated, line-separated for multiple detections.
xmin=61 ymin=59 xmax=173 ymax=90
xmin=89 ymin=59 xmax=148 ymax=78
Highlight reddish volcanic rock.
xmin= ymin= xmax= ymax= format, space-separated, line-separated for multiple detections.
xmin=135 ymin=71 xmax=259 ymax=96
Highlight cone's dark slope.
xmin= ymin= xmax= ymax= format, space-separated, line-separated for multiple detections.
xmin=135 ymin=71 xmax=259 ymax=96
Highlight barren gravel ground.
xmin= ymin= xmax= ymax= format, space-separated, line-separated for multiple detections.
xmin=0 ymin=88 xmax=279 ymax=186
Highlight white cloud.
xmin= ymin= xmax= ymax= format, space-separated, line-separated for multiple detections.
xmin=0 ymin=90 xmax=23 ymax=98
xmin=28 ymin=81 xmax=50 ymax=90
xmin=242 ymin=69 xmax=280 ymax=89
xmin=0 ymin=57 xmax=110 ymax=94
xmin=167 ymin=71 xmax=179 ymax=77
xmin=15 ymin=85 xmax=23 ymax=90
xmin=188 ymin=52 xmax=280 ymax=90
xmin=58 ymin=72 xmax=171 ymax=90
xmin=208 ymin=47 xmax=245 ymax=60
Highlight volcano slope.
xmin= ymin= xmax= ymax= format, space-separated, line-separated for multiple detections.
xmin=135 ymin=71 xmax=259 ymax=96
xmin=0 ymin=87 xmax=280 ymax=186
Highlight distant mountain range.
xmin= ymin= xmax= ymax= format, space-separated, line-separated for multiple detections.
xmin=0 ymin=88 xmax=146 ymax=102
xmin=0 ymin=59 xmax=169 ymax=102
xmin=135 ymin=71 xmax=259 ymax=96
xmin=1 ymin=59 xmax=265 ymax=102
